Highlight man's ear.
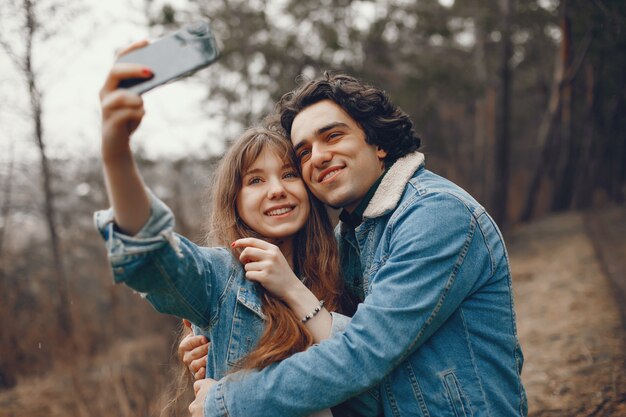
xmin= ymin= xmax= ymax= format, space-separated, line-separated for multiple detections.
xmin=376 ymin=147 xmax=388 ymax=159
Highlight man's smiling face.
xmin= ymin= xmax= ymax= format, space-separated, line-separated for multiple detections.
xmin=290 ymin=99 xmax=387 ymax=212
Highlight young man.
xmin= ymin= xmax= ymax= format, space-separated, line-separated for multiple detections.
xmin=190 ymin=73 xmax=527 ymax=417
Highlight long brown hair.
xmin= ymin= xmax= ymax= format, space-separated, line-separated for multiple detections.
xmin=206 ymin=125 xmax=344 ymax=370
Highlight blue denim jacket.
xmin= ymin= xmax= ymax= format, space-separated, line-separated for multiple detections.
xmin=93 ymin=192 xmax=353 ymax=381
xmin=203 ymin=152 xmax=527 ymax=417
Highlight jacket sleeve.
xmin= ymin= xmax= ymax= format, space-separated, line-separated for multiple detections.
xmin=203 ymin=191 xmax=484 ymax=417
xmin=94 ymin=190 xmax=224 ymax=327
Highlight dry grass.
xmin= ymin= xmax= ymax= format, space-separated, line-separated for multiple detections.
xmin=0 ymin=335 xmax=193 ymax=417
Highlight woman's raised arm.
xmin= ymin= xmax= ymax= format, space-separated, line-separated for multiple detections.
xmin=99 ymin=40 xmax=154 ymax=236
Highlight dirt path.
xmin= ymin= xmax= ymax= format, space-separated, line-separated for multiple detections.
xmin=510 ymin=210 xmax=626 ymax=416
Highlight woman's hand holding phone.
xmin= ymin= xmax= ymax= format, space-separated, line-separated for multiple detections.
xmin=98 ymin=40 xmax=153 ymax=236
xmin=99 ymin=40 xmax=153 ymax=163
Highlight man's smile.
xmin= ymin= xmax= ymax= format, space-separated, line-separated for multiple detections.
xmin=317 ymin=166 xmax=344 ymax=183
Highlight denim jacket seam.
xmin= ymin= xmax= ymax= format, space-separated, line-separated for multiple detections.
xmin=398 ymin=209 xmax=478 ymax=368
xmin=152 ymin=257 xmax=209 ymax=325
xmin=517 ymin=346 xmax=527 ymax=417
xmin=214 ymin=380 xmax=230 ymax=417
xmin=474 ymin=212 xmax=496 ymax=277
xmin=383 ymin=377 xmax=402 ymax=417
xmin=460 ymin=308 xmax=492 ymax=417
xmin=375 ymin=186 xmax=479 ymax=371
xmin=405 ymin=362 xmax=432 ymax=417
xmin=105 ymin=229 xmax=173 ymax=261
xmin=213 ymin=263 xmax=240 ymax=328
xmin=441 ymin=370 xmax=473 ymax=417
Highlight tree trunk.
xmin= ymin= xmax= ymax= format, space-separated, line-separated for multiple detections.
xmin=551 ymin=0 xmax=574 ymax=211
xmin=520 ymin=12 xmax=566 ymax=221
xmin=0 ymin=142 xmax=14 ymax=258
xmin=472 ymin=10 xmax=489 ymax=205
xmin=492 ymin=0 xmax=514 ymax=229
xmin=573 ymin=63 xmax=595 ymax=209
xmin=23 ymin=0 xmax=73 ymax=338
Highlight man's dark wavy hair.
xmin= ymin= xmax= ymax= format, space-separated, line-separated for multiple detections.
xmin=278 ymin=72 xmax=421 ymax=164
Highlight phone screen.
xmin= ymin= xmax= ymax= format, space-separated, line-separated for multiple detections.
xmin=117 ymin=22 xmax=219 ymax=94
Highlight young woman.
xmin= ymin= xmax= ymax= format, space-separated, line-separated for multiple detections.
xmin=96 ymin=41 xmax=379 ymax=417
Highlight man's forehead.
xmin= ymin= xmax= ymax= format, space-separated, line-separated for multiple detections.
xmin=290 ymin=101 xmax=354 ymax=144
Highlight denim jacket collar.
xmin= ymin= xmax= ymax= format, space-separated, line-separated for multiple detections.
xmin=363 ymin=151 xmax=425 ymax=219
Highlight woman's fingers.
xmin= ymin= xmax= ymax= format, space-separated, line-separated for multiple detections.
xmin=102 ymin=107 xmax=146 ymax=137
xmin=190 ymin=355 xmax=208 ymax=375
xmin=194 ymin=366 xmax=206 ymax=381
xmin=100 ymin=63 xmax=153 ymax=98
xmin=238 ymin=246 xmax=270 ymax=264
xmin=101 ymin=89 xmax=143 ymax=114
xmin=233 ymin=237 xmax=274 ymax=250
xmin=115 ymin=39 xmax=149 ymax=59
xmin=178 ymin=334 xmax=209 ymax=364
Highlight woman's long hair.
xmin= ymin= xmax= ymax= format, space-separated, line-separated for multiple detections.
xmin=205 ymin=126 xmax=344 ymax=370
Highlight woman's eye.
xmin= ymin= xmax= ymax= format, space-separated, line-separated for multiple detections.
xmin=284 ymin=171 xmax=299 ymax=179
xmin=248 ymin=177 xmax=262 ymax=185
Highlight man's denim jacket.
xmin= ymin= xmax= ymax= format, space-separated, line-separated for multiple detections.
xmin=94 ymin=193 xmax=358 ymax=380
xmin=202 ymin=152 xmax=527 ymax=417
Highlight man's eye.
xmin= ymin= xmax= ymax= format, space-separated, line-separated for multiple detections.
xmin=298 ymin=150 xmax=311 ymax=162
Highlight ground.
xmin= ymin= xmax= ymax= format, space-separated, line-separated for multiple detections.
xmin=0 ymin=208 xmax=625 ymax=416
xmin=510 ymin=207 xmax=626 ymax=416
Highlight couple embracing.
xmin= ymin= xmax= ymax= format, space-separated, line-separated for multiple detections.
xmin=96 ymin=41 xmax=527 ymax=417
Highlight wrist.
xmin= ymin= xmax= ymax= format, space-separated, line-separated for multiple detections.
xmin=102 ymin=143 xmax=133 ymax=167
xmin=283 ymin=281 xmax=322 ymax=319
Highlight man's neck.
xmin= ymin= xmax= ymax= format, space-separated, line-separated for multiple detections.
xmin=339 ymin=165 xmax=391 ymax=228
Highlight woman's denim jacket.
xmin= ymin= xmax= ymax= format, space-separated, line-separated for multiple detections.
xmin=94 ymin=193 xmax=381 ymax=415
xmin=201 ymin=152 xmax=528 ymax=417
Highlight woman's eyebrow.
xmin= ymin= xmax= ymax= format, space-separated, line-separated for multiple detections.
xmin=242 ymin=167 xmax=263 ymax=177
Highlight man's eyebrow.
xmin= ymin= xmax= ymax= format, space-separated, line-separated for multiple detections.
xmin=293 ymin=122 xmax=349 ymax=154
xmin=317 ymin=122 xmax=349 ymax=136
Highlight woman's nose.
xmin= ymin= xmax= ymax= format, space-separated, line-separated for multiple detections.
xmin=267 ymin=179 xmax=287 ymax=199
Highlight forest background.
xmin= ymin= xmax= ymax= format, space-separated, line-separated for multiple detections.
xmin=0 ymin=0 xmax=624 ymax=416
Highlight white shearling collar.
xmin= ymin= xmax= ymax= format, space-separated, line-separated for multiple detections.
xmin=362 ymin=151 xmax=425 ymax=219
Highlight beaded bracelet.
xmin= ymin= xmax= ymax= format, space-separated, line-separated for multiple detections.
xmin=301 ymin=300 xmax=325 ymax=324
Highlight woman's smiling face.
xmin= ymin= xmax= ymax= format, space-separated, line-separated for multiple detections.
xmin=236 ymin=148 xmax=310 ymax=241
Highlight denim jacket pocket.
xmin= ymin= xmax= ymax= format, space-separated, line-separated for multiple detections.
xmin=441 ymin=370 xmax=473 ymax=417
xmin=226 ymin=286 xmax=266 ymax=367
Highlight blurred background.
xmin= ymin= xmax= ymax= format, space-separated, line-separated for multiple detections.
xmin=0 ymin=0 xmax=624 ymax=416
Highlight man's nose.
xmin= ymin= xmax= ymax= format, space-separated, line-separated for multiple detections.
xmin=310 ymin=143 xmax=332 ymax=168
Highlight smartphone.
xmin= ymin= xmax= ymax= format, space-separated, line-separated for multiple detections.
xmin=117 ymin=21 xmax=220 ymax=95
